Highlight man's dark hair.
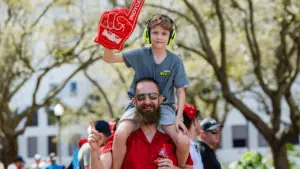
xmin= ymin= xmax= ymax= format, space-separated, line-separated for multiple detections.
xmin=183 ymin=109 xmax=200 ymax=129
xmin=134 ymin=77 xmax=161 ymax=94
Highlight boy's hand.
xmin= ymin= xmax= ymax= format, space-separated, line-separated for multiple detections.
xmin=94 ymin=0 xmax=145 ymax=50
xmin=88 ymin=120 xmax=105 ymax=150
xmin=175 ymin=117 xmax=188 ymax=134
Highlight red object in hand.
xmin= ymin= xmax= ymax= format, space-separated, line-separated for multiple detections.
xmin=94 ymin=0 xmax=145 ymax=50
xmin=155 ymin=144 xmax=170 ymax=168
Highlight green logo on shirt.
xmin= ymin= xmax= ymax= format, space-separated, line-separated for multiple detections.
xmin=160 ymin=70 xmax=172 ymax=76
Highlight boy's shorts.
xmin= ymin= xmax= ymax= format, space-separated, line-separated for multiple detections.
xmin=118 ymin=102 xmax=176 ymax=133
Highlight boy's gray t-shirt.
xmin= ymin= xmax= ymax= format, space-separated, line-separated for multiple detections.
xmin=122 ymin=47 xmax=189 ymax=106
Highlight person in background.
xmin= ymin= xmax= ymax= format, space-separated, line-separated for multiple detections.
xmin=182 ymin=104 xmax=204 ymax=169
xmin=199 ymin=117 xmax=222 ymax=169
xmin=45 ymin=153 xmax=64 ymax=169
xmin=78 ymin=120 xmax=111 ymax=169
xmin=67 ymin=138 xmax=88 ymax=169
xmin=109 ymin=118 xmax=120 ymax=134
xmin=0 ymin=160 xmax=4 ymax=169
xmin=30 ymin=154 xmax=46 ymax=169
xmin=7 ymin=156 xmax=25 ymax=169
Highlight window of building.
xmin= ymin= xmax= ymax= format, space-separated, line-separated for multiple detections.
xmin=48 ymin=136 xmax=57 ymax=155
xmin=68 ymin=134 xmax=81 ymax=156
xmin=28 ymin=111 xmax=38 ymax=126
xmin=258 ymin=132 xmax=268 ymax=147
xmin=70 ymin=82 xmax=77 ymax=96
xmin=27 ymin=137 xmax=37 ymax=157
xmin=232 ymin=125 xmax=248 ymax=148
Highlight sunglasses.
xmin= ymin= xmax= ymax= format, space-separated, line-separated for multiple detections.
xmin=206 ymin=129 xmax=219 ymax=134
xmin=135 ymin=93 xmax=159 ymax=101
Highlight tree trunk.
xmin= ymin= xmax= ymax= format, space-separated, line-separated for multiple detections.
xmin=271 ymin=144 xmax=290 ymax=169
xmin=1 ymin=134 xmax=18 ymax=168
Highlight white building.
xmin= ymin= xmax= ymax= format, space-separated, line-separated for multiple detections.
xmin=15 ymin=65 xmax=96 ymax=166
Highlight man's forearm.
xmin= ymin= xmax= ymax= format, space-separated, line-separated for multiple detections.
xmin=90 ymin=149 xmax=103 ymax=169
xmin=173 ymin=164 xmax=193 ymax=169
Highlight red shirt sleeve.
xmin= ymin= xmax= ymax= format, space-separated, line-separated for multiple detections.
xmin=186 ymin=153 xmax=194 ymax=165
xmin=100 ymin=134 xmax=114 ymax=154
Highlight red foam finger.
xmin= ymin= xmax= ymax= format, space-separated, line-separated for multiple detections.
xmin=94 ymin=4 xmax=142 ymax=50
xmin=113 ymin=9 xmax=129 ymax=30
xmin=127 ymin=0 xmax=145 ymax=24
xmin=99 ymin=11 xmax=111 ymax=27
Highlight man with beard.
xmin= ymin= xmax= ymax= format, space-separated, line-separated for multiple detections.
xmin=88 ymin=77 xmax=193 ymax=169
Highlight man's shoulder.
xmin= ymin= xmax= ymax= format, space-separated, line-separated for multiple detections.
xmin=198 ymin=141 xmax=210 ymax=153
xmin=7 ymin=164 xmax=17 ymax=169
xmin=79 ymin=143 xmax=90 ymax=152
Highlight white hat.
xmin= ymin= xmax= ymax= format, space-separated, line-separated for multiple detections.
xmin=34 ymin=154 xmax=41 ymax=160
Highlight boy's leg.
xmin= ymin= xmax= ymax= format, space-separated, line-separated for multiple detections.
xmin=162 ymin=124 xmax=190 ymax=167
xmin=159 ymin=105 xmax=190 ymax=167
xmin=112 ymin=120 xmax=136 ymax=169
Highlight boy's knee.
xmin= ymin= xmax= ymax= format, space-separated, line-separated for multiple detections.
xmin=114 ymin=120 xmax=135 ymax=140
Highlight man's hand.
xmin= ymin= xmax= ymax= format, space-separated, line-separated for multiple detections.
xmin=88 ymin=120 xmax=105 ymax=150
xmin=94 ymin=0 xmax=145 ymax=50
xmin=156 ymin=158 xmax=175 ymax=169
xmin=175 ymin=117 xmax=188 ymax=134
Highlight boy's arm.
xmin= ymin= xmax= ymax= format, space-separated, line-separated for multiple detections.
xmin=103 ymin=48 xmax=124 ymax=63
xmin=175 ymin=87 xmax=188 ymax=134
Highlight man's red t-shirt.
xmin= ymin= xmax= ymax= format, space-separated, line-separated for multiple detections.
xmin=101 ymin=129 xmax=193 ymax=169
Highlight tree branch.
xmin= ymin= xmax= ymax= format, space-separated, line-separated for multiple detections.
xmin=181 ymin=0 xmax=218 ymax=66
xmin=224 ymin=88 xmax=273 ymax=143
xmin=110 ymin=65 xmax=129 ymax=89
xmin=285 ymin=91 xmax=300 ymax=133
xmin=15 ymin=55 xmax=102 ymax=126
xmin=144 ymin=3 xmax=200 ymax=30
xmin=30 ymin=0 xmax=56 ymax=29
xmin=84 ymin=71 xmax=115 ymax=118
xmin=244 ymin=20 xmax=273 ymax=96
xmin=8 ymin=73 xmax=33 ymax=101
xmin=177 ymin=42 xmax=207 ymax=59
xmin=213 ymin=0 xmax=227 ymax=72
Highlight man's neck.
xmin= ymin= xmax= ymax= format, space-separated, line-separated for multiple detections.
xmin=201 ymin=139 xmax=215 ymax=150
xmin=141 ymin=124 xmax=157 ymax=143
xmin=188 ymin=129 xmax=197 ymax=142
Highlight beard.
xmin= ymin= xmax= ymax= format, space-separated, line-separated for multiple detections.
xmin=135 ymin=102 xmax=161 ymax=125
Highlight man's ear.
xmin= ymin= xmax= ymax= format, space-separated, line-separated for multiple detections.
xmin=159 ymin=95 xmax=164 ymax=104
xmin=192 ymin=119 xmax=197 ymax=127
xmin=199 ymin=130 xmax=205 ymax=136
xmin=132 ymin=97 xmax=137 ymax=106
